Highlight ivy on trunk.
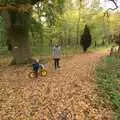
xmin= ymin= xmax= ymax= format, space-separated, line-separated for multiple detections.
xmin=1 ymin=10 xmax=32 ymax=64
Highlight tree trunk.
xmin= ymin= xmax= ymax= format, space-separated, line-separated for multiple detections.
xmin=118 ymin=45 xmax=120 ymax=56
xmin=76 ymin=0 xmax=81 ymax=45
xmin=1 ymin=10 xmax=32 ymax=64
xmin=8 ymin=29 xmax=32 ymax=64
xmin=76 ymin=10 xmax=80 ymax=45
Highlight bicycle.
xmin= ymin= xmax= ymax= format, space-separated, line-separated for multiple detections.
xmin=28 ymin=68 xmax=47 ymax=78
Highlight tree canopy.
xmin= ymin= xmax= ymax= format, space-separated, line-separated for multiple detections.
xmin=0 ymin=0 xmax=120 ymax=64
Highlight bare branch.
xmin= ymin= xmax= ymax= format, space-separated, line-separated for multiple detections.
xmin=104 ymin=0 xmax=118 ymax=17
xmin=106 ymin=0 xmax=118 ymax=12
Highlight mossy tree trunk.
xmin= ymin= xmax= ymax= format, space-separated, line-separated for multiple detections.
xmin=1 ymin=10 xmax=32 ymax=64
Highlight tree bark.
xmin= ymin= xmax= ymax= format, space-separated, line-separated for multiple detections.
xmin=8 ymin=28 xmax=32 ymax=64
xmin=76 ymin=0 xmax=81 ymax=45
xmin=1 ymin=10 xmax=32 ymax=64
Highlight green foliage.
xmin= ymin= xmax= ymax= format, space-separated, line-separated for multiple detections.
xmin=1 ymin=0 xmax=120 ymax=58
xmin=30 ymin=17 xmax=43 ymax=45
xmin=0 ymin=16 xmax=7 ymax=48
xmin=96 ymin=56 xmax=120 ymax=119
xmin=0 ymin=0 xmax=31 ymax=4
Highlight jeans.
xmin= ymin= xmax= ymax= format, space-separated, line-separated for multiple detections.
xmin=54 ymin=58 xmax=60 ymax=69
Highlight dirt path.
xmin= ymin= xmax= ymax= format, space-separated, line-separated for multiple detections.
xmin=0 ymin=52 xmax=114 ymax=120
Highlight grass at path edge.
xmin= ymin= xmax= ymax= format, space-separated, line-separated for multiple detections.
xmin=96 ymin=56 xmax=120 ymax=120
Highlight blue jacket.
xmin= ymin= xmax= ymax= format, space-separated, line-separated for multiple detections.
xmin=32 ymin=63 xmax=40 ymax=72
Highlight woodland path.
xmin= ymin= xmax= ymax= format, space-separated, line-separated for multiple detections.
xmin=0 ymin=51 xmax=115 ymax=120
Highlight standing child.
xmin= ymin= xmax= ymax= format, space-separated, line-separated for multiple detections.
xmin=52 ymin=44 xmax=61 ymax=70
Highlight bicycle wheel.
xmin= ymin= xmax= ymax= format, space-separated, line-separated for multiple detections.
xmin=28 ymin=72 xmax=36 ymax=78
xmin=40 ymin=69 xmax=47 ymax=77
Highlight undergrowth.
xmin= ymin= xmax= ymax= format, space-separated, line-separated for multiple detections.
xmin=96 ymin=56 xmax=120 ymax=120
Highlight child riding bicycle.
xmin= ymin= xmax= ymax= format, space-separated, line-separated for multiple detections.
xmin=32 ymin=59 xmax=45 ymax=78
